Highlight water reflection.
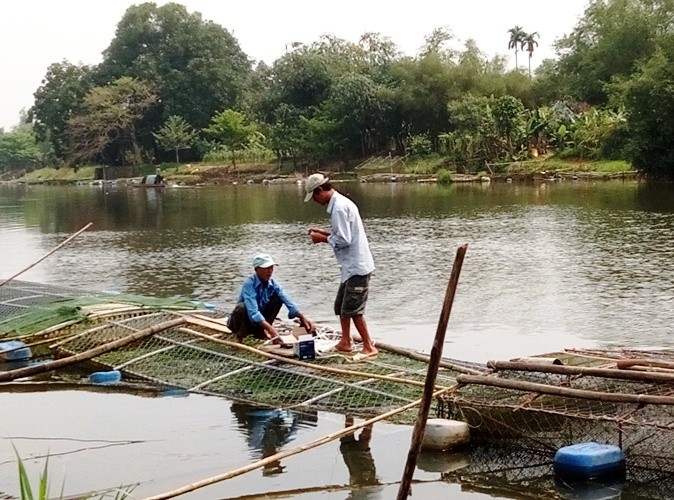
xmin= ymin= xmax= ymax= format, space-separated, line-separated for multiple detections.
xmin=231 ymin=403 xmax=317 ymax=475
xmin=339 ymin=415 xmax=379 ymax=493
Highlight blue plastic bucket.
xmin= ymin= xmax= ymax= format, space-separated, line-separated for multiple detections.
xmin=0 ymin=341 xmax=32 ymax=361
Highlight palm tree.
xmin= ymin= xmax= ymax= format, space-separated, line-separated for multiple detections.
xmin=507 ymin=25 xmax=526 ymax=70
xmin=521 ymin=32 xmax=539 ymax=77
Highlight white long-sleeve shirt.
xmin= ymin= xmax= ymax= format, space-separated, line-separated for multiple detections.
xmin=326 ymin=191 xmax=375 ymax=283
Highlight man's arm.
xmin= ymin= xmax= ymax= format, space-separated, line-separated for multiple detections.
xmin=241 ymin=281 xmax=265 ymax=324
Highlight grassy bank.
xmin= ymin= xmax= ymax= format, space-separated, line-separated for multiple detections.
xmin=6 ymin=156 xmax=634 ymax=185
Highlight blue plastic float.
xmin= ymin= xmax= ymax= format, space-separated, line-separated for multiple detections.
xmin=89 ymin=370 xmax=122 ymax=385
xmin=554 ymin=442 xmax=625 ymax=479
xmin=0 ymin=340 xmax=33 ymax=361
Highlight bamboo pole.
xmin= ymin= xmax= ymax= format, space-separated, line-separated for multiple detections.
xmin=617 ymin=358 xmax=674 ymax=371
xmin=397 ymin=243 xmax=468 ymax=500
xmin=456 ymin=373 xmax=674 ymax=405
xmin=143 ymin=385 xmax=457 ymax=500
xmin=489 ymin=360 xmax=674 ymax=384
xmin=0 ymin=317 xmax=186 ymax=382
xmin=378 ymin=342 xmax=484 ymax=376
xmin=0 ymin=222 xmax=94 ymax=288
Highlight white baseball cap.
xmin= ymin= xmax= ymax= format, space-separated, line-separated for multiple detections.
xmin=252 ymin=253 xmax=275 ymax=268
xmin=304 ymin=173 xmax=330 ymax=202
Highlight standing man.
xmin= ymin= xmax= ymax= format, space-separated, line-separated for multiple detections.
xmin=305 ymin=173 xmax=378 ymax=359
xmin=228 ymin=253 xmax=314 ymax=342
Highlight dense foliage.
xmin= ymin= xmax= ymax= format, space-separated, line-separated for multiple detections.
xmin=1 ymin=0 xmax=672 ymax=178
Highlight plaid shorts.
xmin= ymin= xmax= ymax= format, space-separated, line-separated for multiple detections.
xmin=334 ymin=274 xmax=370 ymax=317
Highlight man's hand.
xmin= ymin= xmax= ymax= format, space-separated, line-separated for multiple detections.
xmin=308 ymin=229 xmax=328 ymax=244
xmin=261 ymin=321 xmax=279 ymax=342
xmin=297 ymin=313 xmax=314 ymax=334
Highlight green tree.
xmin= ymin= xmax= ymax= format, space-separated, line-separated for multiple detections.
xmin=443 ymin=95 xmax=499 ymax=171
xmin=553 ymin=0 xmax=662 ymax=104
xmin=507 ymin=25 xmax=526 ymax=70
xmin=420 ymin=26 xmax=456 ymax=59
xmin=0 ymin=126 xmax=42 ymax=172
xmin=269 ymin=45 xmax=333 ymax=110
xmin=390 ymin=51 xmax=455 ymax=149
xmin=98 ymin=2 xmax=251 ymax=129
xmin=358 ymin=32 xmax=400 ymax=83
xmin=321 ymin=73 xmax=391 ymax=156
xmin=202 ymin=109 xmax=258 ymax=166
xmin=153 ymin=115 xmax=197 ymax=163
xmin=68 ymin=77 xmax=159 ymax=165
xmin=492 ymin=95 xmax=526 ymax=157
xmin=521 ymin=32 xmax=539 ymax=77
xmin=29 ymin=61 xmax=95 ymax=162
xmin=613 ymin=48 xmax=674 ymax=177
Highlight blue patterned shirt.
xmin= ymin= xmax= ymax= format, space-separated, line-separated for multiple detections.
xmin=237 ymin=274 xmax=299 ymax=324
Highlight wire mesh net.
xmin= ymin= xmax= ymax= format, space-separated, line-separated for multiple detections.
xmin=436 ymin=441 xmax=674 ymax=499
xmin=49 ymin=310 xmax=467 ymax=424
xmin=438 ymin=348 xmax=674 ymax=483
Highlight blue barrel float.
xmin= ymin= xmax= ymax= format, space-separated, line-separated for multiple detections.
xmin=554 ymin=442 xmax=625 ymax=479
xmin=0 ymin=340 xmax=33 ymax=362
xmin=89 ymin=370 xmax=122 ymax=385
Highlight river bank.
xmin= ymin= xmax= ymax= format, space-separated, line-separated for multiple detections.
xmin=1 ymin=157 xmax=638 ymax=186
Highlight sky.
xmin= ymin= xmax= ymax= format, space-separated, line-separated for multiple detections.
xmin=0 ymin=0 xmax=590 ymax=131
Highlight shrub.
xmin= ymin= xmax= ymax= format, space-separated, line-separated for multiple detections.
xmin=437 ymin=168 xmax=453 ymax=184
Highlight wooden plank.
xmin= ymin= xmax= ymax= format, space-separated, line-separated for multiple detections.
xmin=181 ymin=314 xmax=231 ymax=334
xmin=188 ymin=313 xmax=230 ymax=326
xmin=258 ymin=343 xmax=295 ymax=358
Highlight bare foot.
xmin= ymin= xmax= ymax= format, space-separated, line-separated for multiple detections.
xmin=335 ymin=342 xmax=352 ymax=353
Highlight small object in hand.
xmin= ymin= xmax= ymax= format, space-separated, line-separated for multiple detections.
xmin=263 ymin=335 xmax=281 ymax=346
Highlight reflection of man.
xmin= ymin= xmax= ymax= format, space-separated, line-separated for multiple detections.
xmin=231 ymin=403 xmax=297 ymax=475
xmin=231 ymin=403 xmax=318 ymax=476
xmin=339 ymin=416 xmax=378 ymax=487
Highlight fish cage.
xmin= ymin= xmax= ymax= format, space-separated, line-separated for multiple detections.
xmin=438 ymin=348 xmax=674 ymax=494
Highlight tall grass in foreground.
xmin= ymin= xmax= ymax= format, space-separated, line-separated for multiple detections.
xmin=14 ymin=447 xmax=134 ymax=500
xmin=15 ymin=447 xmax=54 ymax=500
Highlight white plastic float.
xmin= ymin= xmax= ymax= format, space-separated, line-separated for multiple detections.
xmin=421 ymin=418 xmax=470 ymax=451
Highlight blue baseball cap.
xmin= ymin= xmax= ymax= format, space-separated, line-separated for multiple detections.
xmin=252 ymin=253 xmax=275 ymax=268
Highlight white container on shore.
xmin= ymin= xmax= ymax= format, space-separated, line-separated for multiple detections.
xmin=421 ymin=418 xmax=470 ymax=451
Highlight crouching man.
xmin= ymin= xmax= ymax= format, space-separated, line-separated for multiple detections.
xmin=228 ymin=253 xmax=314 ymax=342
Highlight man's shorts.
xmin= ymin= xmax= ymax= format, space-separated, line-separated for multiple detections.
xmin=334 ymin=274 xmax=370 ymax=317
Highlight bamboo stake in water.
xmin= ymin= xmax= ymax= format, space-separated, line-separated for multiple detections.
xmin=0 ymin=222 xmax=94 ymax=288
xmin=397 ymin=244 xmax=468 ymax=500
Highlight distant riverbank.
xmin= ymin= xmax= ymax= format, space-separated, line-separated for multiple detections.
xmin=2 ymin=156 xmax=638 ymax=186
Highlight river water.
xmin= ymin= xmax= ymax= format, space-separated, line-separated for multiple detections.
xmin=1 ymin=180 xmax=673 ymax=498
